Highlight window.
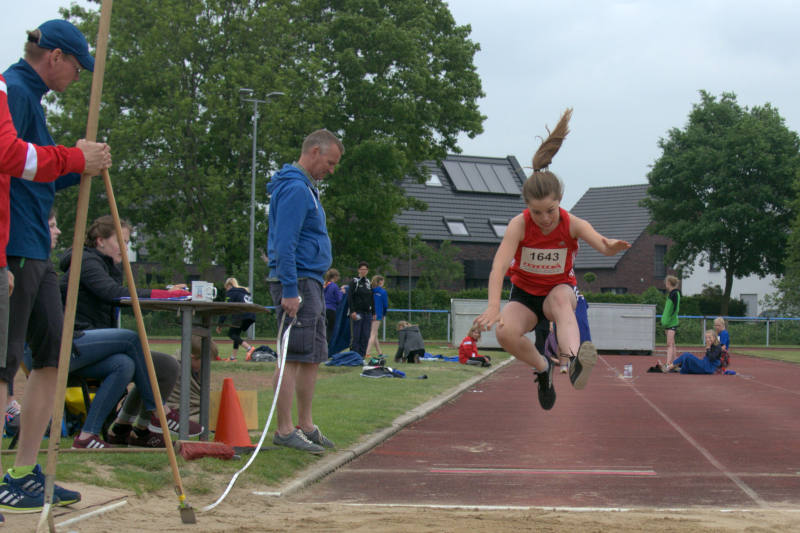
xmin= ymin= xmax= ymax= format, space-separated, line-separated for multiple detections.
xmin=490 ymin=220 xmax=507 ymax=237
xmin=444 ymin=219 xmax=469 ymax=236
xmin=654 ymin=244 xmax=667 ymax=279
xmin=425 ymin=172 xmax=443 ymax=187
xmin=709 ymin=252 xmax=721 ymax=272
xmin=601 ymin=287 xmax=628 ymax=294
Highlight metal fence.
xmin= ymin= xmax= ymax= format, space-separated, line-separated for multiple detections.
xmin=658 ymin=315 xmax=800 ymax=347
xmin=123 ymin=306 xmax=799 ymax=348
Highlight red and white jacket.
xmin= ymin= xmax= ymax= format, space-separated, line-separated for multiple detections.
xmin=458 ymin=335 xmax=480 ymax=364
xmin=0 ymin=74 xmax=85 ymax=267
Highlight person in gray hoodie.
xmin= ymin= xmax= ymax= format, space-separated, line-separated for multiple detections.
xmin=266 ymin=128 xmax=343 ymax=454
xmin=394 ymin=321 xmax=426 ymax=364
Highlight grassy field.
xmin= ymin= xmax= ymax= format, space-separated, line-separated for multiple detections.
xmin=2 ymin=340 xmax=511 ymax=496
xmin=2 ymin=340 xmax=796 ymax=497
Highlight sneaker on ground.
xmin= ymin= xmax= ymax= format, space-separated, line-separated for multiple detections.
xmin=229 ymin=354 xmax=237 ymax=361
xmin=300 ymin=425 xmax=335 ymax=449
xmin=148 ymin=409 xmax=204 ymax=437
xmin=5 ymin=400 xmax=20 ymax=417
xmin=72 ymin=434 xmax=112 ymax=449
xmin=127 ymin=428 xmax=165 ymax=448
xmin=273 ymin=428 xmax=325 ymax=454
xmin=107 ymin=423 xmax=133 ymax=445
xmin=534 ymin=360 xmax=556 ymax=410
xmin=569 ymin=341 xmax=598 ymax=390
xmin=3 ymin=465 xmax=79 ymax=507
xmin=0 ymin=479 xmax=57 ymax=513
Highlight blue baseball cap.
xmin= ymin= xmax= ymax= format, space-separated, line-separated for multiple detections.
xmin=36 ymin=19 xmax=94 ymax=72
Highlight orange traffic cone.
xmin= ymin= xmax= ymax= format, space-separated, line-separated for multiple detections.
xmin=214 ymin=377 xmax=253 ymax=447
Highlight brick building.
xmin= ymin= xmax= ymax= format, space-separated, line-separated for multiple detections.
xmin=570 ymin=184 xmax=676 ymax=294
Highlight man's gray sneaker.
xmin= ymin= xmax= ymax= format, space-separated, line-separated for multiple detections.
xmin=273 ymin=429 xmax=324 ymax=454
xmin=302 ymin=425 xmax=335 ymax=449
xmin=570 ymin=341 xmax=597 ymax=390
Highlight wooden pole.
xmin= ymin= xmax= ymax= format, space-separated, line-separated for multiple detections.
xmin=37 ymin=3 xmax=113 ymax=532
xmin=100 ymin=169 xmax=195 ymax=522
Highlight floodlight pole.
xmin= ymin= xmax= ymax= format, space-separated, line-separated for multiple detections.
xmin=239 ymin=88 xmax=284 ymax=339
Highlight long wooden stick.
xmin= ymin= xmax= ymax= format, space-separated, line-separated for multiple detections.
xmin=37 ymin=3 xmax=113 ymax=532
xmin=100 ymin=169 xmax=194 ymax=518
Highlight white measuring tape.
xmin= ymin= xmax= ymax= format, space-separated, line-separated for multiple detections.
xmin=201 ymin=297 xmax=300 ymax=512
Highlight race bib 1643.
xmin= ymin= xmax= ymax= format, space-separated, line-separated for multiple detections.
xmin=519 ymin=247 xmax=567 ymax=275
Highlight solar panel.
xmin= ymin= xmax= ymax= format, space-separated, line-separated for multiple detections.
xmin=443 ymin=160 xmax=520 ymax=195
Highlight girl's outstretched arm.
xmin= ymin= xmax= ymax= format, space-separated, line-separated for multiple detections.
xmin=474 ymin=213 xmax=525 ymax=330
xmin=569 ymin=214 xmax=631 ymax=256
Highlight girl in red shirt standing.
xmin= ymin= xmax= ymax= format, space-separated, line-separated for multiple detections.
xmin=474 ymin=109 xmax=630 ymax=411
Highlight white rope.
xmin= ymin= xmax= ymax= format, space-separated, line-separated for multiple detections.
xmin=200 ymin=300 xmax=298 ymax=512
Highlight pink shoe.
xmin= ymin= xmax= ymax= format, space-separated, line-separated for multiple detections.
xmin=72 ymin=433 xmax=112 ymax=449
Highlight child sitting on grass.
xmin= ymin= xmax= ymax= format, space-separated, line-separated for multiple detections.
xmin=394 ymin=321 xmax=425 ymax=363
xmin=458 ymin=326 xmax=491 ymax=367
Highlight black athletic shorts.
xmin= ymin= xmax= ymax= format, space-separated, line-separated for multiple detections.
xmin=1 ymin=258 xmax=63 ymax=383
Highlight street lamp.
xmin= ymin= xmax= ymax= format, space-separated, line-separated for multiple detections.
xmin=239 ymin=88 xmax=284 ymax=338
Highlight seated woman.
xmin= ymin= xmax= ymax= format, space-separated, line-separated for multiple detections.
xmin=60 ymin=215 xmax=201 ymax=448
xmin=216 ymin=277 xmax=256 ymax=361
xmin=713 ymin=316 xmax=731 ymax=372
xmin=394 ymin=321 xmax=425 ymax=364
xmin=659 ymin=329 xmax=722 ymax=374
xmin=458 ymin=325 xmax=491 ymax=367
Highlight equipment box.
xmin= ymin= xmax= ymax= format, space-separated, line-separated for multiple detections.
xmin=451 ymin=298 xmax=537 ymax=349
xmin=587 ymin=303 xmax=656 ymax=353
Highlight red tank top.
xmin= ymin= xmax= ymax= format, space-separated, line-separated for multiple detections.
xmin=508 ymin=207 xmax=578 ymax=296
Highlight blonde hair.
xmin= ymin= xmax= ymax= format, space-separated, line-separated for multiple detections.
xmin=371 ymin=275 xmax=384 ymax=287
xmin=324 ymin=268 xmax=340 ymax=282
xmin=522 ymin=108 xmax=572 ymax=203
xmin=714 ymin=316 xmax=726 ymax=329
xmin=468 ymin=325 xmax=482 ymax=338
xmin=665 ymin=275 xmax=680 ymax=289
xmin=225 ymin=277 xmax=240 ymax=289
xmin=705 ymin=329 xmax=719 ymax=345
xmin=396 ymin=321 xmax=415 ymax=331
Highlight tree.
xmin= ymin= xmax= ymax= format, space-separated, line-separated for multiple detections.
xmin=47 ymin=0 xmax=484 ymax=293
xmin=642 ymin=91 xmax=800 ymax=315
xmin=415 ymin=240 xmax=463 ymax=290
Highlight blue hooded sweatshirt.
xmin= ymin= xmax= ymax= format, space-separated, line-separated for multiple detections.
xmin=267 ymin=163 xmax=332 ymax=299
xmin=4 ymin=59 xmax=81 ymax=259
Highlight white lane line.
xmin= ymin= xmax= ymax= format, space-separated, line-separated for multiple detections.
xmin=54 ymin=500 xmax=128 ymax=530
xmin=600 ymin=357 xmax=769 ymax=508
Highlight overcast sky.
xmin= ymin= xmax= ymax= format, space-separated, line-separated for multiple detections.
xmin=4 ymin=1 xmax=800 ymax=210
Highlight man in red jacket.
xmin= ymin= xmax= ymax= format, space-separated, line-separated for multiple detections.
xmin=0 ymin=72 xmax=110 ymax=519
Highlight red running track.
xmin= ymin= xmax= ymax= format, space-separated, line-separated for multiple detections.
xmin=297 ymin=354 xmax=800 ymax=509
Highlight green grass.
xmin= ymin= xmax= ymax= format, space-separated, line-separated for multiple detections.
xmin=3 ymin=341 xmax=510 ymax=496
xmin=735 ymin=347 xmax=800 ymax=364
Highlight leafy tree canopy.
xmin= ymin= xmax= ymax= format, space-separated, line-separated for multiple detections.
xmin=642 ymin=91 xmax=800 ymax=314
xmin=47 ymin=0 xmax=484 ymax=297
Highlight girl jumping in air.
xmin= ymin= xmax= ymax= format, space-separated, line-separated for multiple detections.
xmin=474 ymin=109 xmax=631 ymax=410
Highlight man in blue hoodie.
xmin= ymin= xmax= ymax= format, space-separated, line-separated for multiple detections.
xmin=267 ymin=129 xmax=343 ymax=453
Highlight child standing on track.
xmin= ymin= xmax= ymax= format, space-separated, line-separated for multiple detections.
xmin=474 ymin=108 xmax=630 ymax=410
xmin=661 ymin=275 xmax=681 ymax=366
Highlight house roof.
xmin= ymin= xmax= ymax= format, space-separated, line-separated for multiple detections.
xmin=395 ymin=154 xmax=528 ymax=244
xmin=569 ymin=183 xmax=651 ymax=269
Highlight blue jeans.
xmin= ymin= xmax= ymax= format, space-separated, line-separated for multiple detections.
xmin=674 ymin=351 xmax=719 ymax=374
xmin=71 ymin=329 xmax=157 ymax=434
